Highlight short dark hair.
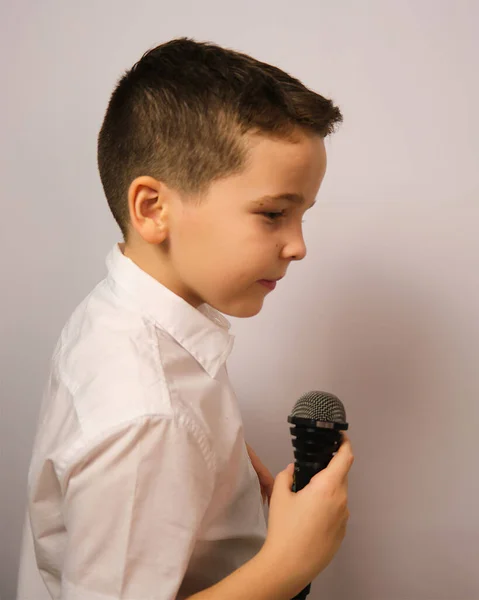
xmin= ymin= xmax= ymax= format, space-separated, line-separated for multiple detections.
xmin=97 ymin=37 xmax=343 ymax=240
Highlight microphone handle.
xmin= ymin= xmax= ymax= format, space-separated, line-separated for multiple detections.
xmin=289 ymin=427 xmax=343 ymax=600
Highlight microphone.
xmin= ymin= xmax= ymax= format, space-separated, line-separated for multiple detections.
xmin=288 ymin=391 xmax=349 ymax=600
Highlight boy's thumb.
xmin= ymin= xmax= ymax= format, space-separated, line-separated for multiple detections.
xmin=275 ymin=462 xmax=295 ymax=490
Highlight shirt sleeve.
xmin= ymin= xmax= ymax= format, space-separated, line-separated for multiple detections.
xmin=59 ymin=414 xmax=215 ymax=600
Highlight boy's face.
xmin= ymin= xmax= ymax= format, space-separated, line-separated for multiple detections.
xmin=166 ymin=130 xmax=327 ymax=318
xmin=127 ymin=129 xmax=327 ymax=318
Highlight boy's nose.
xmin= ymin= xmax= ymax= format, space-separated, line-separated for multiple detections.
xmin=280 ymin=231 xmax=307 ymax=261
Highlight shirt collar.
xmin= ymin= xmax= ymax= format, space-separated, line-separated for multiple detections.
xmin=105 ymin=243 xmax=235 ymax=378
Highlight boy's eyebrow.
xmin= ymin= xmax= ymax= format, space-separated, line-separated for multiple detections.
xmin=254 ymin=193 xmax=316 ymax=208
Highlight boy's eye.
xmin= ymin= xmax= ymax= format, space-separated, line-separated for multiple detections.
xmin=260 ymin=211 xmax=305 ymax=224
xmin=261 ymin=211 xmax=285 ymax=221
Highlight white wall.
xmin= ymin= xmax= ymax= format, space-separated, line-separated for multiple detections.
xmin=1 ymin=1 xmax=478 ymax=598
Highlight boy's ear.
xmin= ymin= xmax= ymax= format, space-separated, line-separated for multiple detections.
xmin=127 ymin=176 xmax=170 ymax=244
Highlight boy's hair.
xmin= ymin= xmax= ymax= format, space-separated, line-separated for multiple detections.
xmin=97 ymin=37 xmax=343 ymax=240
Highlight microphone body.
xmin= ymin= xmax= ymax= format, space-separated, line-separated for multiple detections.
xmin=287 ymin=392 xmax=349 ymax=600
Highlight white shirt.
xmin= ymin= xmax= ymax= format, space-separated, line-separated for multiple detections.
xmin=17 ymin=243 xmax=267 ymax=600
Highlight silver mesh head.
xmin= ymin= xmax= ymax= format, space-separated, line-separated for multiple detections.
xmin=291 ymin=391 xmax=346 ymax=423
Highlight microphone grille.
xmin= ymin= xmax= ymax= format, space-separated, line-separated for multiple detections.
xmin=291 ymin=391 xmax=347 ymax=423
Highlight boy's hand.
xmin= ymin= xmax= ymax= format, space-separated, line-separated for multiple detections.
xmin=245 ymin=442 xmax=275 ymax=506
xmin=260 ymin=433 xmax=354 ymax=591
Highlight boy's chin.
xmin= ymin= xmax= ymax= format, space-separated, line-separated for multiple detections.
xmin=214 ymin=297 xmax=265 ymax=319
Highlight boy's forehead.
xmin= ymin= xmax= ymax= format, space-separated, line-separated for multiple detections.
xmin=240 ymin=131 xmax=327 ymax=191
xmin=196 ymin=131 xmax=326 ymax=209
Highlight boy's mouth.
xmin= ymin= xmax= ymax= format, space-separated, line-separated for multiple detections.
xmin=257 ymin=279 xmax=277 ymax=291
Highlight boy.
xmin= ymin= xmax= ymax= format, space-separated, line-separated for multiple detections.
xmin=17 ymin=37 xmax=354 ymax=600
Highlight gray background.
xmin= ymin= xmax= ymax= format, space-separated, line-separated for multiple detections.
xmin=1 ymin=1 xmax=478 ymax=599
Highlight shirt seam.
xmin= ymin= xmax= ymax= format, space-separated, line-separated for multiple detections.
xmin=57 ymin=412 xmax=216 ymax=500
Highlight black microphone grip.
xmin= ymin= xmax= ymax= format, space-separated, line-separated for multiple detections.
xmin=289 ymin=425 xmax=343 ymax=600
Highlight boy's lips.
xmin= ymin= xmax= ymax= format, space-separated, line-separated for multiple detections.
xmin=258 ymin=276 xmax=283 ymax=291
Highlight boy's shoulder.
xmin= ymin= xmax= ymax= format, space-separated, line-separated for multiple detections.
xmin=53 ymin=279 xmax=175 ymax=439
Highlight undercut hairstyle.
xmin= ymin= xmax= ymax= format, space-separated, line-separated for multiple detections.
xmin=97 ymin=37 xmax=343 ymax=240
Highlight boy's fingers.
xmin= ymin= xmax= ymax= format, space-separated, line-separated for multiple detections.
xmin=318 ymin=433 xmax=354 ymax=483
